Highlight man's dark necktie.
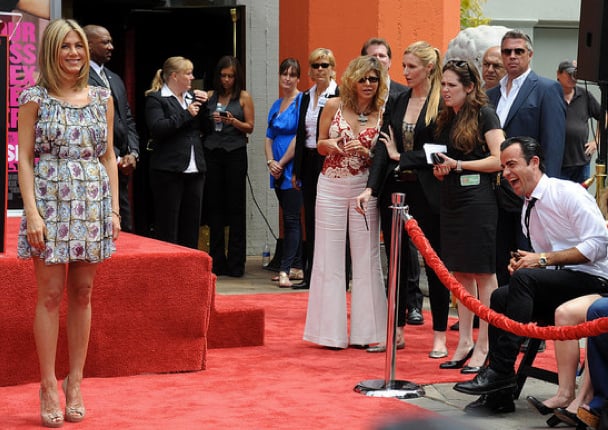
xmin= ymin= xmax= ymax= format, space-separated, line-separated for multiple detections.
xmin=524 ymin=197 xmax=537 ymax=251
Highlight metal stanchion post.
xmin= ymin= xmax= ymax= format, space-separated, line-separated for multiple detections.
xmin=354 ymin=192 xmax=425 ymax=399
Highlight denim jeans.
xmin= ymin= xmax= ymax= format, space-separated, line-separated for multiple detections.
xmin=274 ymin=187 xmax=303 ymax=273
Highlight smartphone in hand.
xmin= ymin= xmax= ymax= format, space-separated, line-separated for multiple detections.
xmin=431 ymin=152 xmax=445 ymax=164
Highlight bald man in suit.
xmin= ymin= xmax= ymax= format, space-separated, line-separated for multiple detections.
xmin=84 ymin=25 xmax=140 ymax=232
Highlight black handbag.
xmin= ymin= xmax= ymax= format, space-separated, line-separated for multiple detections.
xmin=494 ymin=172 xmax=523 ymax=213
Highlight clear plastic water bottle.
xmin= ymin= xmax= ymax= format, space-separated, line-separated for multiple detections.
xmin=214 ymin=103 xmax=224 ymax=132
xmin=262 ymin=242 xmax=271 ymax=267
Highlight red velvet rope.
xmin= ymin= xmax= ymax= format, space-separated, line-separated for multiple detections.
xmin=404 ymin=218 xmax=608 ymax=340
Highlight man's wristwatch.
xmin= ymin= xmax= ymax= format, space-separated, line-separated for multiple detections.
xmin=538 ymin=253 xmax=548 ymax=268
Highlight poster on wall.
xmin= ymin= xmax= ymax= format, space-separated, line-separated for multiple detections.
xmin=1 ymin=2 xmax=50 ymax=213
xmin=0 ymin=34 xmax=6 ymax=252
xmin=1 ymin=1 xmax=50 ymax=253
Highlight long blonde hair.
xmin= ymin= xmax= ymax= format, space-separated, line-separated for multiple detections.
xmin=339 ymin=55 xmax=388 ymax=115
xmin=404 ymin=41 xmax=442 ymax=126
xmin=144 ymin=56 xmax=193 ymax=95
xmin=37 ymin=18 xmax=90 ymax=94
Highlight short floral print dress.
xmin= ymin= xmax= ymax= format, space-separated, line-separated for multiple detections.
xmin=17 ymin=85 xmax=115 ymax=264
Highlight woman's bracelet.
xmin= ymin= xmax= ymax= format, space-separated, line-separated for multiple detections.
xmin=112 ymin=210 xmax=121 ymax=221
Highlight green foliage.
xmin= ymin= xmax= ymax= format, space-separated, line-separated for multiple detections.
xmin=461 ymin=0 xmax=491 ymax=29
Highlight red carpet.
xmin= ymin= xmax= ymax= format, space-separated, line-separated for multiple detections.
xmin=0 ymin=292 xmax=558 ymax=429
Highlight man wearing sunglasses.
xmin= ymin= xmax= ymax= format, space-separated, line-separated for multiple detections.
xmin=488 ymin=30 xmax=566 ymax=178
xmin=488 ymin=29 xmax=566 ymax=299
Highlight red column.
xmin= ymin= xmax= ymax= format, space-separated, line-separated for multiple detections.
xmin=280 ymin=0 xmax=460 ymax=86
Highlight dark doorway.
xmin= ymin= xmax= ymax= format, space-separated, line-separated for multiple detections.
xmin=69 ymin=1 xmax=246 ymax=236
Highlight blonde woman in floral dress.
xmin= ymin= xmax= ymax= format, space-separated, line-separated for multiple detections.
xmin=17 ymin=18 xmax=119 ymax=427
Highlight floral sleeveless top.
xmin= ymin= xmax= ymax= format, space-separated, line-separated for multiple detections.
xmin=321 ymin=105 xmax=381 ymax=178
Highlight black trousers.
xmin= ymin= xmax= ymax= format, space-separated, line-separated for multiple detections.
xmin=300 ymin=149 xmax=324 ymax=284
xmin=203 ymin=147 xmax=248 ymax=275
xmin=379 ymin=177 xmax=449 ymax=330
xmin=118 ymin=171 xmax=133 ymax=232
xmin=489 ymin=268 xmax=608 ymax=375
xmin=150 ymin=169 xmax=205 ymax=250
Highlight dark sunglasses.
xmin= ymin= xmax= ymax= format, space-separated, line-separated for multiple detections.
xmin=446 ymin=60 xmax=470 ymax=70
xmin=445 ymin=60 xmax=477 ymax=83
xmin=311 ymin=63 xmax=330 ymax=69
xmin=358 ymin=76 xmax=379 ymax=84
xmin=501 ymin=48 xmax=527 ymax=56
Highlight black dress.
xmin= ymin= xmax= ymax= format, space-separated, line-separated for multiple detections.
xmin=437 ymin=105 xmax=499 ymax=273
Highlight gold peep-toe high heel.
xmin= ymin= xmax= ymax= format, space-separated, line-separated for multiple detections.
xmin=62 ymin=377 xmax=86 ymax=423
xmin=39 ymin=388 xmax=64 ymax=428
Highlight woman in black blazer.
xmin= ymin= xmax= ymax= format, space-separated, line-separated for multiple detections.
xmin=145 ymin=56 xmax=208 ymax=249
xmin=357 ymin=41 xmax=450 ymax=358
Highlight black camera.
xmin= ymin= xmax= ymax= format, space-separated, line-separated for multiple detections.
xmin=431 ymin=152 xmax=445 ymax=164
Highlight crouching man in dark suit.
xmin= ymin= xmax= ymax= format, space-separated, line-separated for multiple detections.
xmin=454 ymin=136 xmax=608 ymax=416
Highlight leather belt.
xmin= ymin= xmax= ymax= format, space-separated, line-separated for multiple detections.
xmin=394 ymin=169 xmax=417 ymax=182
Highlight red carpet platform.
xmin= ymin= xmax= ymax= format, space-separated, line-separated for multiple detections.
xmin=0 ymin=217 xmax=264 ymax=387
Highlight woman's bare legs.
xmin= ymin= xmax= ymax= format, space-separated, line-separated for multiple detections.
xmin=542 ymin=294 xmax=601 ymax=409
xmin=63 ymin=262 xmax=98 ymax=421
xmin=565 ymin=361 xmax=593 ymax=414
xmin=449 ymin=272 xmax=477 ymax=361
xmin=33 ymin=258 xmax=67 ymax=426
xmin=468 ymin=273 xmax=497 ymax=367
xmin=432 ymin=330 xmax=447 ymax=354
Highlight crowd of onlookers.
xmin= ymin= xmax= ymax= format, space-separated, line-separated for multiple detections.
xmin=256 ymin=30 xmax=607 ymax=428
xmin=136 ymin=28 xmax=608 ymax=427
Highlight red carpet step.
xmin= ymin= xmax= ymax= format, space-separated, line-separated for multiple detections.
xmin=0 ymin=217 xmax=264 ymax=387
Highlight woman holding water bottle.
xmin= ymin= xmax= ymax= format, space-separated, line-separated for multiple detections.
xmin=204 ymin=56 xmax=255 ymax=277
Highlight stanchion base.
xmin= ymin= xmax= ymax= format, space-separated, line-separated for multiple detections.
xmin=354 ymin=379 xmax=425 ymax=399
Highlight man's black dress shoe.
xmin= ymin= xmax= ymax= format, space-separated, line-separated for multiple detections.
xmin=291 ymin=281 xmax=309 ymax=290
xmin=407 ymin=308 xmax=424 ymax=325
xmin=464 ymin=392 xmax=515 ymax=416
xmin=527 ymin=395 xmax=554 ymax=415
xmin=453 ymin=367 xmax=516 ymax=395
